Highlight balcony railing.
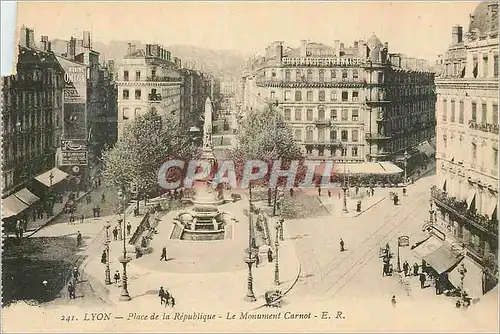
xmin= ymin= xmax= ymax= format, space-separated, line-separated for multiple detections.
xmin=365 ymin=133 xmax=391 ymax=140
xmin=468 ymin=120 xmax=499 ymax=134
xmin=431 ymin=185 xmax=498 ymax=237
xmin=281 ymin=57 xmax=366 ymax=67
xmin=255 ymin=77 xmax=364 ymax=88
xmin=314 ymin=118 xmax=330 ymax=126
xmin=146 ymin=76 xmax=182 ymax=82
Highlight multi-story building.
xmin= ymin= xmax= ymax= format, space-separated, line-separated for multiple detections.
xmin=433 ymin=0 xmax=498 ymax=286
xmin=2 ymin=26 xmax=65 ymax=225
xmin=116 ymin=43 xmax=183 ymax=137
xmin=53 ymin=31 xmax=115 ymax=186
xmin=241 ymin=38 xmax=436 ymax=169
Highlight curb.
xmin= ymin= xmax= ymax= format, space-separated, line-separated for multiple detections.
xmin=26 ymin=189 xmax=93 ymax=238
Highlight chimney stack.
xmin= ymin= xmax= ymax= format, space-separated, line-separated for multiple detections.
xmin=334 ymin=40 xmax=340 ymax=57
xmin=83 ymin=31 xmax=91 ymax=48
xmin=452 ymin=25 xmax=463 ymax=44
xmin=275 ymin=43 xmax=283 ymax=64
xmin=40 ymin=35 xmax=49 ymax=51
xmin=68 ymin=37 xmax=77 ymax=57
xmin=27 ymin=28 xmax=35 ymax=48
xmin=300 ymin=39 xmax=307 ymax=57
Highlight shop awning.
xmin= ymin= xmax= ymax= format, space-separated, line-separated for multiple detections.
xmin=314 ymin=161 xmax=335 ymax=177
xmin=423 ymin=245 xmax=464 ymax=275
xmin=418 ymin=141 xmax=436 ymax=157
xmin=2 ymin=195 xmax=29 ymax=218
xmin=412 ymin=236 xmax=443 ymax=258
xmin=466 ymin=190 xmax=476 ymax=210
xmin=447 ymin=256 xmax=483 ymax=298
xmin=488 ymin=200 xmax=497 ymax=218
xmin=331 ymin=162 xmax=391 ymax=175
xmin=14 ymin=188 xmax=39 ymax=206
xmin=34 ymin=167 xmax=69 ymax=188
xmin=379 ymin=161 xmax=404 ymax=174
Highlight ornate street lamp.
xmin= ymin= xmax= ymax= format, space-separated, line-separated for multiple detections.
xmin=342 ymin=164 xmax=348 ymax=213
xmin=274 ymin=223 xmax=280 ymax=285
xmin=244 ymin=182 xmax=256 ymax=302
xmin=403 ymin=150 xmax=409 ymax=185
xmin=117 ymin=189 xmax=131 ymax=301
xmin=104 ymin=221 xmax=111 ymax=285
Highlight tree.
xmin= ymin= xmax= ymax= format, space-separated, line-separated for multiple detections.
xmin=101 ymin=109 xmax=198 ymax=204
xmin=229 ymin=104 xmax=305 ymax=209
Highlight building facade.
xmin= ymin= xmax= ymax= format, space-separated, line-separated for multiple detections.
xmin=241 ymin=38 xmax=436 ymax=166
xmin=433 ymin=0 xmax=498 ymax=274
xmin=116 ymin=44 xmax=183 ymax=137
xmin=2 ymin=27 xmax=66 ymax=228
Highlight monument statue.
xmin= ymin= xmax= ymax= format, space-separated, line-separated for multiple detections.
xmin=201 ymin=97 xmax=216 ymax=162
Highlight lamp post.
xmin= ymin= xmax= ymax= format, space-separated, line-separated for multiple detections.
xmin=342 ymin=163 xmax=348 ymax=213
xmin=403 ymin=150 xmax=409 ymax=185
xmin=117 ymin=189 xmax=131 ymax=301
xmin=244 ymin=182 xmax=256 ymax=302
xmin=274 ymin=223 xmax=280 ymax=285
xmin=104 ymin=221 xmax=111 ymax=285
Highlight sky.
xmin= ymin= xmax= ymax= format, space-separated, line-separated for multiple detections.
xmin=15 ymin=1 xmax=480 ymax=61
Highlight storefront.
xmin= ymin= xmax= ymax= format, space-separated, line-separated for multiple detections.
xmin=2 ymin=195 xmax=29 ymax=232
xmin=31 ymin=167 xmax=70 ymax=215
xmin=13 ymin=188 xmax=40 ymax=224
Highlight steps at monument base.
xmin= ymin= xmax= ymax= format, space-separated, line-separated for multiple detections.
xmin=181 ymin=229 xmax=225 ymax=241
xmin=195 ymin=223 xmax=218 ymax=231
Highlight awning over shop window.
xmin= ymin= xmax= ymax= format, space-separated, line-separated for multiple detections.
xmin=34 ymin=167 xmax=69 ymax=188
xmin=417 ymin=141 xmax=436 ymax=157
xmin=466 ymin=190 xmax=476 ymax=210
xmin=423 ymin=245 xmax=464 ymax=275
xmin=329 ymin=162 xmax=403 ymax=175
xmin=447 ymin=256 xmax=484 ymax=298
xmin=14 ymin=188 xmax=39 ymax=206
xmin=379 ymin=161 xmax=403 ymax=174
xmin=2 ymin=195 xmax=29 ymax=218
xmin=412 ymin=236 xmax=443 ymax=258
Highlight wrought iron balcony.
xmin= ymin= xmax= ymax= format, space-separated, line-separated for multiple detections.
xmin=365 ymin=133 xmax=391 ymax=140
xmin=146 ymin=76 xmax=182 ymax=82
xmin=468 ymin=120 xmax=499 ymax=134
xmin=314 ymin=118 xmax=330 ymax=126
xmin=431 ymin=186 xmax=498 ymax=237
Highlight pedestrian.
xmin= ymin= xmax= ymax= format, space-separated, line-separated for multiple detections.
xmin=163 ymin=289 xmax=171 ymax=307
xmin=221 ymin=136 xmax=224 ymax=145
xmin=76 ymin=231 xmax=82 ymax=247
xmin=355 ymin=186 xmax=359 ymax=196
xmin=413 ymin=263 xmax=419 ymax=276
xmin=101 ymin=193 xmax=105 ymax=202
xmin=68 ymin=282 xmax=76 ymax=299
xmin=402 ymin=188 xmax=407 ymax=196
xmin=92 ymin=206 xmax=97 ymax=218
xmin=391 ymin=295 xmax=396 ymax=307
xmin=340 ymin=238 xmax=345 ymax=252
xmin=127 ymin=222 xmax=132 ymax=236
xmin=73 ymin=267 xmax=80 ymax=283
xmin=435 ymin=277 xmax=441 ymax=295
xmin=289 ymin=188 xmax=294 ymax=197
xmin=328 ymin=190 xmax=332 ymax=198
xmin=371 ymin=188 xmax=375 ymax=196
xmin=318 ymin=187 xmax=321 ymax=196
xmin=403 ymin=261 xmax=409 ymax=276
xmin=267 ymin=247 xmax=273 ymax=262
xmin=419 ymin=272 xmax=426 ymax=289
xmin=114 ymin=270 xmax=120 ymax=284
xmin=158 ymin=286 xmax=166 ymax=305
xmin=279 ymin=219 xmax=284 ymax=241
xmin=113 ymin=227 xmax=118 ymax=241
xmin=80 ymin=213 xmax=85 ymax=224
xmin=101 ymin=250 xmax=107 ymax=264
xmin=160 ymin=246 xmax=168 ymax=261
xmin=69 ymin=214 xmax=75 ymax=224
xmin=96 ymin=206 xmax=101 ymax=218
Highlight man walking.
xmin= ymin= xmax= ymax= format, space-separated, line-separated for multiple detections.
xmin=340 ymin=238 xmax=345 ymax=252
xmin=76 ymin=231 xmax=82 ymax=247
xmin=68 ymin=282 xmax=76 ymax=299
xmin=419 ymin=272 xmax=426 ymax=289
xmin=126 ymin=222 xmax=132 ymax=236
xmin=80 ymin=213 xmax=85 ymax=224
xmin=160 ymin=246 xmax=168 ymax=261
xmin=403 ymin=261 xmax=409 ymax=276
xmin=158 ymin=286 xmax=166 ymax=305
xmin=114 ymin=270 xmax=120 ymax=284
xmin=73 ymin=267 xmax=80 ymax=283
xmin=112 ymin=227 xmax=118 ymax=241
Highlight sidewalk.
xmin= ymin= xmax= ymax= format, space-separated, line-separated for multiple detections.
xmin=85 ymin=197 xmax=301 ymax=311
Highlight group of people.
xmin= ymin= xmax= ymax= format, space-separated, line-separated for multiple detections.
xmin=67 ymin=267 xmax=81 ymax=299
xmin=158 ymin=287 xmax=176 ymax=308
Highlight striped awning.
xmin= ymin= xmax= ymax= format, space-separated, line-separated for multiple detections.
xmin=2 ymin=195 xmax=29 ymax=218
xmin=14 ymin=188 xmax=39 ymax=206
xmin=35 ymin=167 xmax=69 ymax=188
xmin=330 ymin=162 xmax=403 ymax=175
